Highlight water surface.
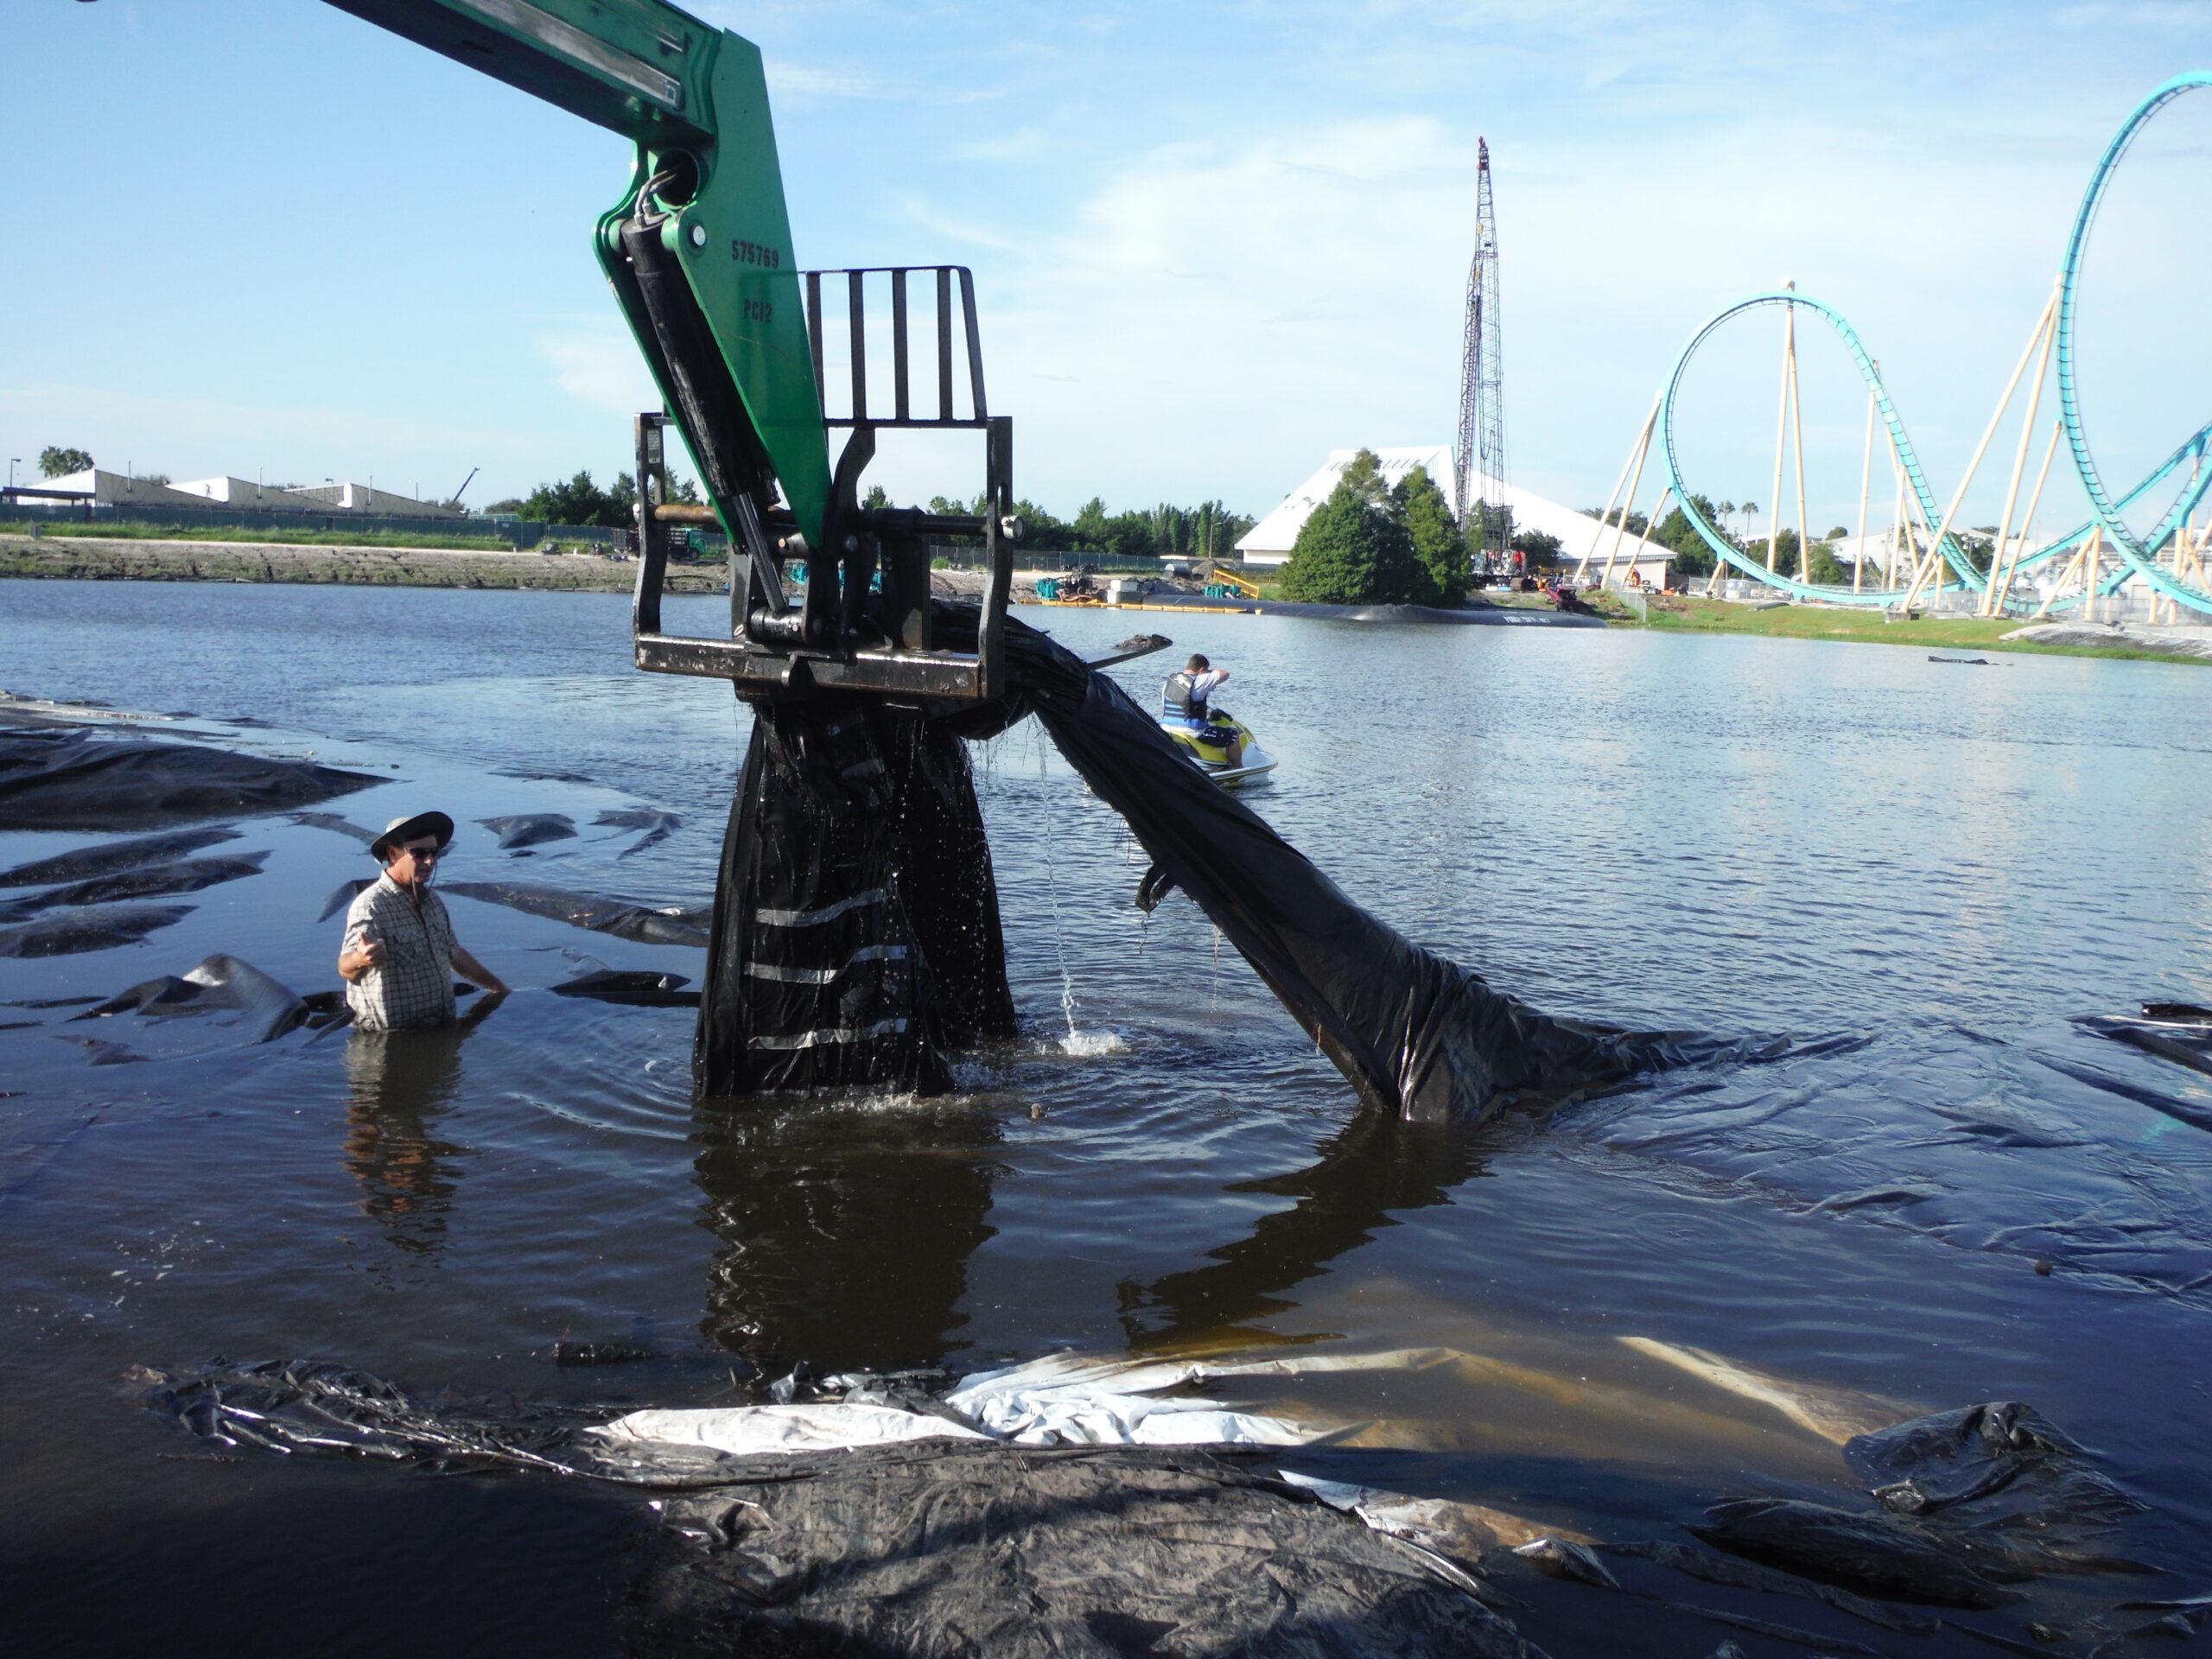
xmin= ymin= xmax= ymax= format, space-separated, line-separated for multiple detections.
xmin=2 ymin=581 xmax=2207 ymax=1654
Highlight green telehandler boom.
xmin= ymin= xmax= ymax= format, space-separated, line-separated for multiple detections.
xmin=327 ymin=0 xmax=1016 ymax=702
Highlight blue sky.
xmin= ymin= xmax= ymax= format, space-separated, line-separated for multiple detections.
xmin=3 ymin=1 xmax=2209 ymax=534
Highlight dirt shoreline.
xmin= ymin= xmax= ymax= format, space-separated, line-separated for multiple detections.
xmin=0 ymin=532 xmax=717 ymax=593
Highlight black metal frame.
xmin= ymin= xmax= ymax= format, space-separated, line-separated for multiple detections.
xmin=628 ymin=264 xmax=1014 ymax=704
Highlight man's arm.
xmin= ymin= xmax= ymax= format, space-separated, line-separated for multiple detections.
xmin=450 ymin=942 xmax=511 ymax=996
xmin=338 ymin=943 xmax=383 ymax=982
xmin=339 ymin=920 xmax=384 ymax=982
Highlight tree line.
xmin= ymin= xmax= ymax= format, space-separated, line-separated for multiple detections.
xmin=480 ymin=472 xmax=1256 ymax=557
xmin=881 ymin=487 xmax=1256 ymax=561
xmin=484 ymin=469 xmax=698 ymax=527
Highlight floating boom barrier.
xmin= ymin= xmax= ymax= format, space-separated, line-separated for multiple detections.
xmin=1584 ymin=72 xmax=2212 ymax=620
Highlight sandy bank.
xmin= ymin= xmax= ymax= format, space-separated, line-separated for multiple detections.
xmin=0 ymin=533 xmax=722 ymax=594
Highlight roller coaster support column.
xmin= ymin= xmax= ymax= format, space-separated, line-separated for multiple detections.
xmin=1788 ymin=296 xmax=1813 ymax=582
xmin=1606 ymin=487 xmax=1672 ymax=591
xmin=1989 ymin=420 xmax=2064 ymax=614
xmin=1853 ymin=380 xmax=1875 ymax=594
xmin=1579 ymin=390 xmax=1659 ymax=585
xmin=1980 ymin=281 xmax=2062 ymax=616
xmin=2033 ymin=525 xmax=2100 ymax=620
xmin=1897 ymin=289 xmax=2055 ymax=613
xmin=1766 ymin=283 xmax=1794 ymax=573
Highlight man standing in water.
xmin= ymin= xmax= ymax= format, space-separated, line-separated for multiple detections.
xmin=338 ymin=811 xmax=508 ymax=1030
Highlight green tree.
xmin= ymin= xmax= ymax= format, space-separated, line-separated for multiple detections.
xmin=1281 ymin=451 xmax=1464 ymax=604
xmin=1010 ymin=499 xmax=1071 ymax=550
xmin=1101 ymin=509 xmax=1157 ymax=561
xmin=1281 ymin=477 xmax=1421 ymax=604
xmin=39 ymin=446 xmax=92 ymax=478
xmin=1643 ymin=494 xmax=1731 ymax=576
xmin=1339 ymin=448 xmax=1390 ymax=507
xmin=1650 ymin=505 xmax=1715 ymax=576
xmin=518 ymin=468 xmax=632 ymax=528
xmin=1804 ymin=540 xmax=1850 ymax=584
xmin=1509 ymin=529 xmax=1563 ymax=567
xmin=1070 ymin=497 xmax=1109 ymax=552
xmin=1392 ymin=466 xmax=1465 ymax=602
xmin=1281 ymin=481 xmax=1381 ymax=602
xmin=1583 ymin=505 xmax=1649 ymax=537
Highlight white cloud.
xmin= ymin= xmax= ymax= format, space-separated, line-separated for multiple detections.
xmin=537 ymin=322 xmax=661 ymax=416
xmin=765 ymin=60 xmax=882 ymax=102
xmin=967 ymin=118 xmax=1479 ymax=511
xmin=896 ymin=195 xmax=1022 ymax=252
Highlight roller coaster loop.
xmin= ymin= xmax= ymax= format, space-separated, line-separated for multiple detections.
xmin=1657 ymin=291 xmax=1965 ymax=608
xmin=1655 ymin=72 xmax=2212 ymax=615
xmin=2056 ymin=70 xmax=2212 ymax=617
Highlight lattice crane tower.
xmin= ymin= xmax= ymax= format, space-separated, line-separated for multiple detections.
xmin=1455 ymin=138 xmax=1508 ymax=564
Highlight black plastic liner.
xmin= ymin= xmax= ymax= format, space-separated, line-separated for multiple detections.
xmin=140 ymin=1359 xmax=2172 ymax=1658
xmin=139 ymin=1359 xmax=1529 ymax=1659
xmin=696 ymin=699 xmax=1015 ymax=1097
xmin=698 ymin=612 xmax=1747 ymax=1121
xmin=979 ymin=616 xmax=1749 ymax=1123
xmin=0 ymin=726 xmax=378 ymax=830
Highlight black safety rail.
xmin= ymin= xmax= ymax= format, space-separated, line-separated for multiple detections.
xmin=628 ymin=264 xmax=1014 ymax=705
xmin=806 ymin=266 xmax=988 ymax=428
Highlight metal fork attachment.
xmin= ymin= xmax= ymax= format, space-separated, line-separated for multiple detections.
xmin=630 ymin=265 xmax=1014 ymax=704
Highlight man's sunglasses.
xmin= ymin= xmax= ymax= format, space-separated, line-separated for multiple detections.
xmin=400 ymin=843 xmax=445 ymax=861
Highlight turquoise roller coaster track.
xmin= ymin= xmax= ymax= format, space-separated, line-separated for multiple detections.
xmin=1656 ymin=72 xmax=2212 ymax=616
xmin=2058 ymin=70 xmax=2212 ymax=616
xmin=1658 ymin=292 xmax=1968 ymax=607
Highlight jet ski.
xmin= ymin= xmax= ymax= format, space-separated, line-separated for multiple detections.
xmin=1160 ymin=704 xmax=1277 ymax=787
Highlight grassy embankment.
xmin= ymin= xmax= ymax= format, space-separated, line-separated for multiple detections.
xmin=1245 ymin=577 xmax=2202 ymax=663
xmin=1636 ymin=593 xmax=2206 ymax=664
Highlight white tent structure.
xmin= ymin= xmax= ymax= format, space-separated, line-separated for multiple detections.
xmin=1234 ymin=447 xmax=1678 ymax=587
xmin=35 ymin=468 xmax=463 ymax=519
xmin=171 ymin=477 xmax=332 ymax=513
xmin=39 ymin=468 xmax=221 ymax=512
xmin=293 ymin=481 xmax=465 ymax=517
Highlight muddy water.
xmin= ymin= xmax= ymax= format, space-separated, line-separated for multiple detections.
xmin=3 ymin=580 xmax=2209 ymax=1655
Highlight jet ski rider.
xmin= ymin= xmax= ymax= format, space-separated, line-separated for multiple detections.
xmin=1161 ymin=653 xmax=1243 ymax=770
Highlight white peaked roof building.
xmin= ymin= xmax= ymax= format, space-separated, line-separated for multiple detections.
xmin=1236 ymin=446 xmax=1678 ymax=584
xmin=171 ymin=477 xmax=333 ymax=513
xmin=41 ymin=468 xmax=227 ymax=512
xmin=33 ymin=469 xmax=461 ymax=518
xmin=293 ymin=481 xmax=465 ymax=517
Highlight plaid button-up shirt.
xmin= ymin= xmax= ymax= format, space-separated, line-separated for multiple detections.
xmin=343 ymin=873 xmax=459 ymax=1031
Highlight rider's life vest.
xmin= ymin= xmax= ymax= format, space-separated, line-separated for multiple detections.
xmin=1162 ymin=671 xmax=1211 ymax=721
